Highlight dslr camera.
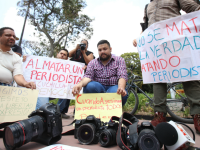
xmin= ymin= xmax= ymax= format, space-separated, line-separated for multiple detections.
xmin=3 ymin=103 xmax=62 ymax=150
xmin=137 ymin=122 xmax=161 ymax=150
xmin=79 ymin=43 xmax=86 ymax=50
xmin=99 ymin=121 xmax=119 ymax=147
xmin=74 ymin=115 xmax=102 ymax=145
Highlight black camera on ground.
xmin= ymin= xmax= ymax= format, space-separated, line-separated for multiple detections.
xmin=79 ymin=43 xmax=86 ymax=50
xmin=99 ymin=121 xmax=119 ymax=147
xmin=74 ymin=115 xmax=102 ymax=145
xmin=137 ymin=122 xmax=161 ymax=150
xmin=3 ymin=103 xmax=62 ymax=150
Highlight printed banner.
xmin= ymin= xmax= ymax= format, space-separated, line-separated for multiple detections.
xmin=75 ymin=93 xmax=122 ymax=122
xmin=23 ymin=55 xmax=85 ymax=99
xmin=137 ymin=11 xmax=200 ymax=84
xmin=0 ymin=86 xmax=38 ymax=123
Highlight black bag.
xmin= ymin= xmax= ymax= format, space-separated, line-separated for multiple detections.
xmin=140 ymin=4 xmax=149 ymax=31
xmin=116 ymin=112 xmax=139 ymax=150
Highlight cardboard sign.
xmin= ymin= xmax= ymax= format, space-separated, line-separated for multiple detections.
xmin=137 ymin=11 xmax=200 ymax=84
xmin=0 ymin=86 xmax=38 ymax=123
xmin=75 ymin=93 xmax=122 ymax=122
xmin=23 ymin=55 xmax=85 ymax=99
xmin=39 ymin=144 xmax=90 ymax=150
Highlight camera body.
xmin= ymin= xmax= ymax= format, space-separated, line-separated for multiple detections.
xmin=79 ymin=43 xmax=86 ymax=50
xmin=99 ymin=121 xmax=119 ymax=147
xmin=74 ymin=115 xmax=102 ymax=145
xmin=29 ymin=103 xmax=63 ymax=139
xmin=137 ymin=122 xmax=161 ymax=150
xmin=3 ymin=103 xmax=63 ymax=150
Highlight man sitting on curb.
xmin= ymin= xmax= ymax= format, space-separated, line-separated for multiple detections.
xmin=72 ymin=40 xmax=128 ymax=106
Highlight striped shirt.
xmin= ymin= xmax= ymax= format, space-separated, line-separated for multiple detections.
xmin=84 ymin=55 xmax=128 ymax=85
xmin=144 ymin=0 xmax=200 ymax=27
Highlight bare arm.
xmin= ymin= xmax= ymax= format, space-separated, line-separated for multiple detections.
xmin=117 ymin=78 xmax=127 ymax=97
xmin=14 ymin=75 xmax=36 ymax=89
xmin=69 ymin=44 xmax=80 ymax=57
xmin=72 ymin=77 xmax=91 ymax=96
xmin=81 ymin=52 xmax=94 ymax=65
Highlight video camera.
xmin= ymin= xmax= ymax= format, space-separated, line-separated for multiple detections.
xmin=3 ymin=103 xmax=62 ymax=150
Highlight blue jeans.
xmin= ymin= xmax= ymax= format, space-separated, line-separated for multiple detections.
xmin=57 ymin=99 xmax=70 ymax=113
xmin=83 ymin=81 xmax=128 ymax=106
xmin=0 ymin=82 xmax=10 ymax=86
xmin=36 ymin=97 xmax=49 ymax=110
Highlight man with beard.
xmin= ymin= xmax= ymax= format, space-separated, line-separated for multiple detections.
xmin=72 ymin=40 xmax=128 ymax=106
xmin=0 ymin=27 xmax=36 ymax=89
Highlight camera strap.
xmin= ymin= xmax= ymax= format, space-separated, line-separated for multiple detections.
xmin=116 ymin=112 xmax=139 ymax=150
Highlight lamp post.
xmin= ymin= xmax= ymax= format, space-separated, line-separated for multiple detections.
xmin=19 ymin=0 xmax=31 ymax=47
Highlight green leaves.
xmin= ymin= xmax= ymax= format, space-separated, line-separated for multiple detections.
xmin=17 ymin=0 xmax=93 ymax=57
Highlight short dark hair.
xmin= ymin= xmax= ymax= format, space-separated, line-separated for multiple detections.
xmin=0 ymin=27 xmax=14 ymax=36
xmin=81 ymin=39 xmax=89 ymax=46
xmin=60 ymin=48 xmax=69 ymax=57
xmin=97 ymin=40 xmax=110 ymax=47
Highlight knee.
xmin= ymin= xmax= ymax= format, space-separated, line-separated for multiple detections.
xmin=83 ymin=82 xmax=104 ymax=93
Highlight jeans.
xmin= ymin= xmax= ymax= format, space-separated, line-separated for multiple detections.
xmin=36 ymin=97 xmax=49 ymax=110
xmin=0 ymin=82 xmax=10 ymax=86
xmin=57 ymin=99 xmax=70 ymax=113
xmin=83 ymin=81 xmax=128 ymax=106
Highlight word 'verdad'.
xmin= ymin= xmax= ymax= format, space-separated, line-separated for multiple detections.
xmin=137 ymin=11 xmax=200 ymax=84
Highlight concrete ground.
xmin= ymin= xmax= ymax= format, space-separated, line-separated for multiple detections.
xmin=0 ymin=106 xmax=199 ymax=150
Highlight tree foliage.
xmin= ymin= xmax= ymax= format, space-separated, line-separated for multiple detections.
xmin=121 ymin=52 xmax=142 ymax=77
xmin=121 ymin=52 xmax=153 ymax=93
xmin=17 ymin=0 xmax=94 ymax=57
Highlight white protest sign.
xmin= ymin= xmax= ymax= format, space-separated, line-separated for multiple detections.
xmin=23 ymin=55 xmax=85 ymax=99
xmin=137 ymin=11 xmax=200 ymax=84
xmin=39 ymin=144 xmax=90 ymax=150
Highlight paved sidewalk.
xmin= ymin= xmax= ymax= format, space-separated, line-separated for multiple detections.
xmin=0 ymin=106 xmax=199 ymax=150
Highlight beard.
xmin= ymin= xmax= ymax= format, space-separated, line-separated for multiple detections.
xmin=100 ymin=53 xmax=111 ymax=61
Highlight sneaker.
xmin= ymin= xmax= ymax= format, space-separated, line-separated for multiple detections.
xmin=61 ymin=113 xmax=70 ymax=119
xmin=193 ymin=114 xmax=200 ymax=134
xmin=151 ymin=112 xmax=167 ymax=127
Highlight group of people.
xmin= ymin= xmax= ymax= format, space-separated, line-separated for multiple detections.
xmin=0 ymin=0 xmax=200 ymax=134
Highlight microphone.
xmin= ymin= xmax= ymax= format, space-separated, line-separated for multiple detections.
xmin=155 ymin=121 xmax=195 ymax=150
xmin=155 ymin=122 xmax=178 ymax=146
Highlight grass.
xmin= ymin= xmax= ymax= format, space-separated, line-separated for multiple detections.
xmin=123 ymin=93 xmax=154 ymax=115
xmin=49 ymin=98 xmax=75 ymax=106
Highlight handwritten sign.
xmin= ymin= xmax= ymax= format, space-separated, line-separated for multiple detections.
xmin=39 ymin=144 xmax=90 ymax=150
xmin=75 ymin=93 xmax=122 ymax=122
xmin=137 ymin=11 xmax=200 ymax=84
xmin=0 ymin=86 xmax=38 ymax=123
xmin=23 ymin=55 xmax=85 ymax=99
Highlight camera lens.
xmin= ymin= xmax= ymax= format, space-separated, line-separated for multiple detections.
xmin=99 ymin=129 xmax=116 ymax=147
xmin=138 ymin=129 xmax=160 ymax=150
xmin=3 ymin=116 xmax=45 ymax=150
xmin=77 ymin=123 xmax=98 ymax=145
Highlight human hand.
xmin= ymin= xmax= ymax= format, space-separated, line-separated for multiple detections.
xmin=117 ymin=87 xmax=127 ymax=97
xmin=23 ymin=55 xmax=27 ymax=62
xmin=76 ymin=44 xmax=81 ymax=50
xmin=133 ymin=39 xmax=137 ymax=47
xmin=82 ymin=65 xmax=87 ymax=70
xmin=24 ymin=82 xmax=36 ymax=90
xmin=72 ymin=83 xmax=83 ymax=96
